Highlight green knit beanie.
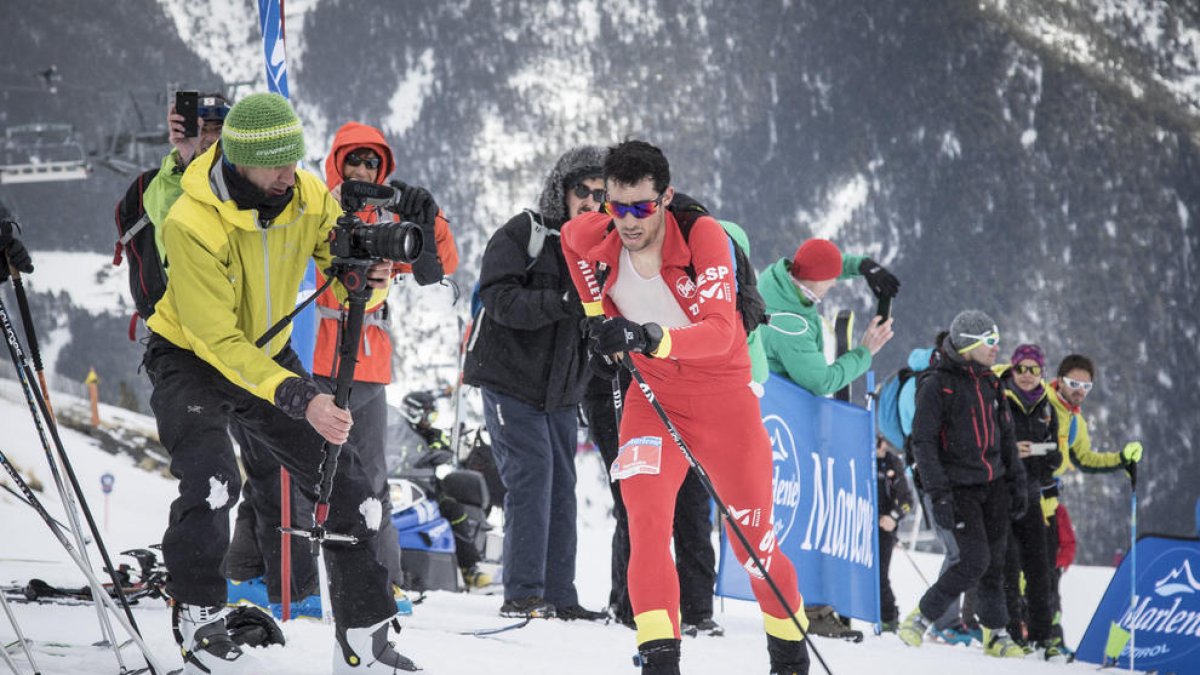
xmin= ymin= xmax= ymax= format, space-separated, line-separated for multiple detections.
xmin=220 ymin=93 xmax=305 ymax=167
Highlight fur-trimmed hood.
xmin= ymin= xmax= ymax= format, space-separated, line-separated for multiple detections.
xmin=537 ymin=145 xmax=606 ymax=225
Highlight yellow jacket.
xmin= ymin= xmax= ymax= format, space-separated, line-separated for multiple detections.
xmin=1046 ymin=381 xmax=1123 ymax=475
xmin=146 ymin=143 xmax=382 ymax=403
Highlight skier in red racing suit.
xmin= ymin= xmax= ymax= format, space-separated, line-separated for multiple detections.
xmin=562 ymin=140 xmax=809 ymax=675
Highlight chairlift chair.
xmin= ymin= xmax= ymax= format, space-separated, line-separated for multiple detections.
xmin=1 ymin=122 xmax=90 ymax=184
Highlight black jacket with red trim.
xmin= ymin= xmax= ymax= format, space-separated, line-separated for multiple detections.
xmin=910 ymin=345 xmax=1025 ymax=499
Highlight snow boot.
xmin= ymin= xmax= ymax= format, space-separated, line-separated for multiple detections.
xmin=226 ymin=576 xmax=269 ymax=609
xmin=767 ymin=635 xmax=810 ymax=675
xmin=556 ymin=603 xmax=608 ymax=621
xmin=460 ymin=565 xmax=492 ymax=589
xmin=896 ymin=607 xmax=930 ymax=647
xmin=174 ymin=603 xmax=262 ymax=675
xmin=634 ymin=639 xmax=680 ymax=675
xmin=499 ymin=596 xmax=555 ymax=618
xmin=334 ymin=616 xmax=420 ymax=672
xmin=1037 ymin=637 xmax=1069 ymax=663
xmin=928 ymin=621 xmax=977 ymax=646
xmin=681 ymin=617 xmax=725 ymax=637
xmin=225 ymin=605 xmax=285 ymax=648
xmin=982 ymin=627 xmax=1026 ymax=658
xmin=802 ymin=604 xmax=861 ymax=641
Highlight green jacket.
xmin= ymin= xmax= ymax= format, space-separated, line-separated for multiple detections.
xmin=755 ymin=255 xmax=870 ymax=396
xmin=143 ymin=150 xmax=188 ymax=267
xmin=716 ymin=220 xmax=769 ymax=384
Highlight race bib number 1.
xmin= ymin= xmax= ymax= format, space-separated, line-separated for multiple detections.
xmin=610 ymin=436 xmax=664 ymax=481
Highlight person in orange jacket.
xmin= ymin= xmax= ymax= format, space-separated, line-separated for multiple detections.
xmin=224 ymin=121 xmax=458 ymax=615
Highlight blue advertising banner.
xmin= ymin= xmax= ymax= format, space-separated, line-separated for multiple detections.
xmin=1077 ymin=534 xmax=1200 ymax=672
xmin=256 ymin=0 xmax=316 ymax=370
xmin=715 ymin=374 xmax=880 ymax=622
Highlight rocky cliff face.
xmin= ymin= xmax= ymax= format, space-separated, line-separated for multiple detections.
xmin=1 ymin=0 xmax=1195 ymax=562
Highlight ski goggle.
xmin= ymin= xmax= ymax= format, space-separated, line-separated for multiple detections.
xmin=1062 ymin=376 xmax=1093 ymax=392
xmin=344 ymin=153 xmax=382 ymax=170
xmin=198 ymin=96 xmax=230 ymax=122
xmin=604 ymin=193 xmax=664 ymax=219
xmin=571 ymin=184 xmax=605 ymax=203
xmin=1013 ymin=364 xmax=1042 ymax=376
xmin=956 ymin=327 xmax=1000 ymax=353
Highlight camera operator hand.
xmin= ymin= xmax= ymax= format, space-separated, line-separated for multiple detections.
xmin=388 ymin=180 xmax=439 ymax=226
xmin=305 ymin=393 xmax=353 ymax=445
xmin=366 ymin=260 xmax=392 ymax=290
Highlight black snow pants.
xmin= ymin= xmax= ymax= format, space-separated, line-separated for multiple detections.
xmin=144 ymin=335 xmax=394 ymax=628
xmin=918 ymin=480 xmax=1011 ymax=630
xmin=1004 ymin=498 xmax=1053 ymax=642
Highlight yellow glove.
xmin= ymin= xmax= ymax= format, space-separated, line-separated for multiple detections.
xmin=1121 ymin=441 xmax=1143 ymax=464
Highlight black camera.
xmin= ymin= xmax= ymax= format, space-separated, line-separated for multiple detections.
xmin=331 ymin=181 xmax=424 ymax=264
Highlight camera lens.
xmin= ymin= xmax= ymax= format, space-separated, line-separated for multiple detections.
xmin=355 ymin=221 xmax=423 ymax=263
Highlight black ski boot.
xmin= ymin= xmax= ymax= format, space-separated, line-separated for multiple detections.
xmin=634 ymin=638 xmax=681 ymax=675
xmin=334 ymin=616 xmax=420 ymax=672
xmin=767 ymin=635 xmax=810 ymax=675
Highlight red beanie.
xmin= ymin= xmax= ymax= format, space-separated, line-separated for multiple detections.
xmin=791 ymin=239 xmax=843 ymax=281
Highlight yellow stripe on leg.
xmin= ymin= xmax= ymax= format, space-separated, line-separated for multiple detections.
xmin=635 ymin=609 xmax=677 ymax=644
xmin=763 ymin=609 xmax=809 ymax=641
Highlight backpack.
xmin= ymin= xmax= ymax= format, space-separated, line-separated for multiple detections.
xmin=468 ymin=210 xmax=549 ymax=320
xmin=112 ymin=168 xmax=166 ymax=334
xmin=875 ymin=367 xmax=916 ymax=451
xmin=600 ymin=194 xmax=768 ymax=335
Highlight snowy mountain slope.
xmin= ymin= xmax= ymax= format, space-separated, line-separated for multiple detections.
xmin=2 ymin=0 xmax=1197 ymax=569
xmin=0 ymin=390 xmax=1124 ymax=674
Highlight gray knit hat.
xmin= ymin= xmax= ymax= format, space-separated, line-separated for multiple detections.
xmin=538 ymin=145 xmax=607 ymax=224
xmin=949 ymin=309 xmax=999 ymax=351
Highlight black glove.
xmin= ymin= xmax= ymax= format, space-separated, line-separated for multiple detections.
xmin=858 ymin=257 xmax=899 ymax=298
xmin=0 ymin=219 xmax=34 ymax=283
xmin=587 ymin=351 xmax=619 ymax=380
xmin=1008 ymin=480 xmax=1028 ymax=521
xmin=225 ymin=606 xmax=286 ymax=648
xmin=931 ymin=494 xmax=957 ymax=531
xmin=588 ymin=317 xmax=664 ymax=357
xmin=388 ymin=180 xmax=439 ymax=227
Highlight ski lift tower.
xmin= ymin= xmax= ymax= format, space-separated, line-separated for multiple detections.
xmin=0 ymin=123 xmax=91 ymax=185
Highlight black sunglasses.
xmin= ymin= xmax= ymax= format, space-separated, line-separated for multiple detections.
xmin=345 ymin=153 xmax=381 ymax=170
xmin=572 ymin=183 xmax=605 ymax=203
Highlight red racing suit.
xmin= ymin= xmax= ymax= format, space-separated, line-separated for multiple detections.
xmin=561 ymin=210 xmax=807 ymax=646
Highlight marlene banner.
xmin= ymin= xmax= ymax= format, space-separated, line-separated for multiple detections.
xmin=1077 ymin=534 xmax=1200 ymax=672
xmin=715 ymin=374 xmax=880 ymax=622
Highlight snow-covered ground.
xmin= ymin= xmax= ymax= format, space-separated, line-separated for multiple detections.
xmin=0 ymin=386 xmax=1127 ymax=674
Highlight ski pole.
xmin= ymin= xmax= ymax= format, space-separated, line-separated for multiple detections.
xmin=1 ymin=480 xmax=81 ymax=539
xmin=898 ymin=544 xmax=931 ymax=588
xmin=1129 ymin=462 xmax=1137 ymax=673
xmin=0 ymin=588 xmax=40 ymax=675
xmin=7 ymin=267 xmax=53 ymax=422
xmin=0 ymin=292 xmax=151 ymax=673
xmin=0 ymin=449 xmax=168 ymax=675
xmin=620 ymin=356 xmax=834 ymax=675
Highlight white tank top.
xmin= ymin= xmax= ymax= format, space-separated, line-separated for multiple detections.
xmin=608 ymin=248 xmax=692 ymax=329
